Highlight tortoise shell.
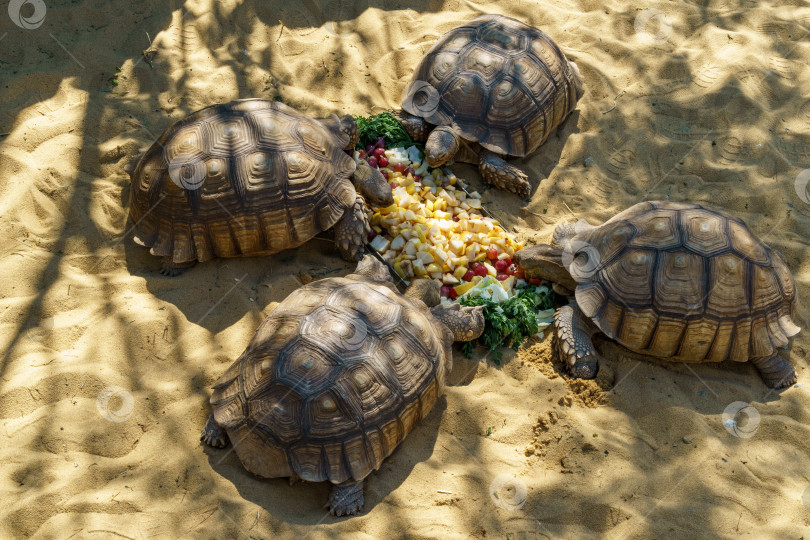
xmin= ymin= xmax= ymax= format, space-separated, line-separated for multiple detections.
xmin=209 ymin=274 xmax=452 ymax=484
xmin=402 ymin=14 xmax=582 ymax=157
xmin=568 ymin=201 xmax=799 ymax=363
xmin=128 ymin=99 xmax=357 ymax=264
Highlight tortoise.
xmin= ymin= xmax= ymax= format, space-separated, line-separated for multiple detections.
xmin=396 ymin=14 xmax=584 ymax=199
xmin=126 ymin=99 xmax=393 ymax=275
xmin=514 ymin=201 xmax=800 ymax=388
xmin=200 ymin=255 xmax=485 ymax=516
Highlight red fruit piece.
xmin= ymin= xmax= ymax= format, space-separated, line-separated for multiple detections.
xmin=496 ymin=273 xmax=509 ymax=281
xmin=514 ymin=266 xmax=525 ymax=280
xmin=494 ymin=259 xmax=508 ymax=273
xmin=506 ymin=264 xmax=517 ymax=276
xmin=393 ymin=162 xmax=405 ymax=173
xmin=367 ymin=230 xmax=377 ymax=241
xmin=462 ymin=269 xmax=475 ymax=282
xmin=487 ymin=247 xmax=498 ymax=261
xmin=375 ymin=136 xmax=385 ymax=149
xmin=367 ymin=157 xmax=378 ymax=169
xmin=440 ymin=285 xmax=451 ymax=297
xmin=378 ymin=156 xmax=389 ymax=168
xmin=474 ymin=265 xmax=488 ymax=277
xmin=448 ymin=288 xmax=458 ymax=300
xmin=528 ymin=278 xmax=542 ymax=285
xmin=373 ymin=147 xmax=386 ymax=158
xmin=366 ymin=145 xmax=375 ymax=155
xmin=358 ymin=149 xmax=367 ymax=159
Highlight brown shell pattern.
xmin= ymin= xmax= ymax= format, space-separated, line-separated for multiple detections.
xmin=571 ymin=201 xmax=799 ymax=363
xmin=403 ymin=14 xmax=581 ymax=156
xmin=129 ymin=99 xmax=357 ymax=264
xmin=209 ymin=277 xmax=448 ymax=485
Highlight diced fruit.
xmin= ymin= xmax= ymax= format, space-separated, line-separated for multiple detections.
xmin=495 ymin=259 xmax=508 ymax=273
xmin=462 ymin=269 xmax=475 ymax=281
xmin=496 ymin=273 xmax=509 ymax=281
xmin=366 ymin=144 xmax=375 ymax=155
xmin=440 ymin=285 xmax=451 ymax=297
xmin=358 ymin=149 xmax=367 ymax=159
xmin=473 ymin=265 xmax=488 ymax=277
xmin=514 ymin=266 xmax=525 ymax=280
xmin=483 ymin=262 xmax=496 ymax=276
xmin=375 ymin=136 xmax=385 ymax=149
xmin=378 ymin=156 xmax=389 ymax=168
xmin=487 ymin=247 xmax=498 ymax=260
xmin=448 ymin=287 xmax=458 ymax=300
xmin=373 ymin=147 xmax=386 ymax=158
xmin=367 ymin=156 xmax=378 ymax=168
xmin=393 ymin=162 xmax=405 ymax=173
xmin=454 ymin=281 xmax=476 ymax=296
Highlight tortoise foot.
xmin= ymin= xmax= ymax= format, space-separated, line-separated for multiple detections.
xmin=160 ymin=257 xmax=196 ymax=276
xmin=553 ymin=305 xmax=600 ymax=379
xmin=326 ymin=480 xmax=364 ymax=516
xmin=478 ymin=150 xmax=531 ymax=199
xmin=200 ymin=414 xmax=230 ymax=448
xmin=335 ymin=194 xmax=370 ymax=262
xmin=751 ymin=354 xmax=797 ymax=389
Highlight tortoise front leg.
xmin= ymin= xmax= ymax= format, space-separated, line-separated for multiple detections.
xmin=554 ymin=304 xmax=600 ymax=379
xmin=478 ymin=149 xmax=531 ymax=199
xmin=334 ymin=193 xmax=371 ymax=261
xmin=750 ymin=353 xmax=797 ymax=388
xmin=391 ymin=110 xmax=431 ymax=141
xmin=160 ymin=257 xmax=196 ymax=276
xmin=326 ymin=480 xmax=364 ymax=516
xmin=200 ymin=413 xmax=229 ymax=448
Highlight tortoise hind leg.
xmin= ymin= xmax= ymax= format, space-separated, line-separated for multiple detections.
xmin=554 ymin=304 xmax=600 ymax=379
xmin=750 ymin=353 xmax=796 ymax=388
xmin=334 ymin=194 xmax=370 ymax=261
xmin=478 ymin=149 xmax=531 ymax=199
xmin=160 ymin=257 xmax=196 ymax=276
xmin=326 ymin=480 xmax=364 ymax=516
xmin=200 ymin=414 xmax=229 ymax=448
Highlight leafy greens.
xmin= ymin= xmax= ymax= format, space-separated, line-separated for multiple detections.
xmin=353 ymin=112 xmax=420 ymax=150
xmin=459 ymin=285 xmax=555 ymax=363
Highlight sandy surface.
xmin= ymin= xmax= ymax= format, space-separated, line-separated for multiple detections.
xmin=1 ymin=0 xmax=810 ymax=538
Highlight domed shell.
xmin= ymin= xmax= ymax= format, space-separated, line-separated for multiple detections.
xmin=128 ymin=99 xmax=357 ymax=265
xmin=568 ymin=201 xmax=799 ymax=364
xmin=209 ymin=276 xmax=450 ymax=485
xmin=402 ymin=14 xmax=582 ymax=157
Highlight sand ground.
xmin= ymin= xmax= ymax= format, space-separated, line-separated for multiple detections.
xmin=1 ymin=0 xmax=810 ymax=538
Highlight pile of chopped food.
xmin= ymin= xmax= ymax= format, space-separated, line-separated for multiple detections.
xmin=351 ymin=112 xmax=556 ymax=358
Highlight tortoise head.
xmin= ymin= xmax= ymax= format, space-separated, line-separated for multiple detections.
xmin=514 ymin=244 xmax=578 ymax=291
xmin=352 ymin=161 xmax=394 ymax=207
xmin=430 ymin=302 xmax=485 ymax=343
xmin=425 ymin=125 xmax=460 ymax=167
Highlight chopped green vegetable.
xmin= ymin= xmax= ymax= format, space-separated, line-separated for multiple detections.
xmin=353 ymin=111 xmax=420 ymax=150
xmin=459 ymin=285 xmax=555 ymax=363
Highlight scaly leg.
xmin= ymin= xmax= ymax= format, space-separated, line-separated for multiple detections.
xmin=160 ymin=257 xmax=196 ymax=276
xmin=478 ymin=149 xmax=531 ymax=199
xmin=200 ymin=414 xmax=229 ymax=448
xmin=334 ymin=194 xmax=370 ymax=261
xmin=750 ymin=353 xmax=797 ymax=389
xmin=326 ymin=480 xmax=365 ymax=516
xmin=392 ymin=110 xmax=431 ymax=141
xmin=554 ymin=304 xmax=600 ymax=379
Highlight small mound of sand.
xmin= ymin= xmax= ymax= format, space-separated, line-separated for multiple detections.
xmin=519 ymin=338 xmax=612 ymax=407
